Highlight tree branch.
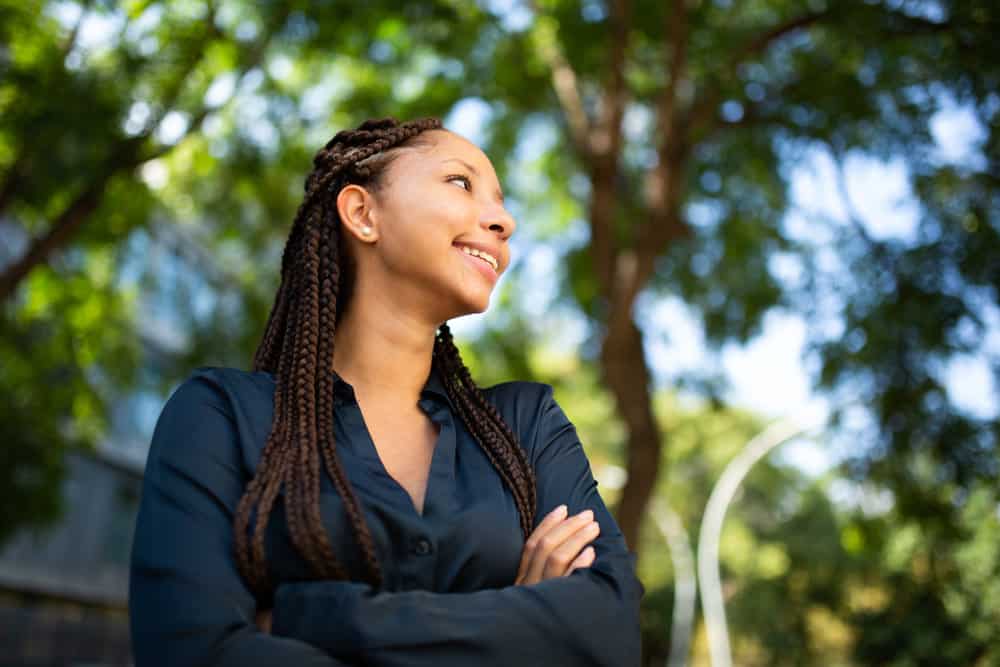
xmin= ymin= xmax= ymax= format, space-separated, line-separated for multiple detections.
xmin=630 ymin=0 xmax=692 ymax=299
xmin=588 ymin=0 xmax=633 ymax=301
xmin=0 ymin=4 xmax=289 ymax=302
xmin=828 ymin=142 xmax=885 ymax=258
xmin=0 ymin=152 xmax=28 ymax=216
xmin=689 ymin=11 xmax=826 ymax=136
xmin=596 ymin=0 xmax=631 ymax=159
xmin=738 ymin=11 xmax=827 ymax=64
xmin=131 ymin=4 xmax=223 ymax=140
xmin=882 ymin=11 xmax=952 ymax=36
xmin=0 ymin=176 xmax=109 ymax=300
xmin=526 ymin=1 xmax=593 ymax=158
xmin=60 ymin=0 xmax=93 ymax=59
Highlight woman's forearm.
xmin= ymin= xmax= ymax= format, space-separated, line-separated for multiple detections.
xmin=271 ymin=547 xmax=641 ymax=666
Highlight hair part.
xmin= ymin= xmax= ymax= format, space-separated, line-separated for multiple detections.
xmin=234 ymin=117 xmax=536 ymax=599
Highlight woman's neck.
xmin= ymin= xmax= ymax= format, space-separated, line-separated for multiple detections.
xmin=331 ymin=297 xmax=438 ymax=409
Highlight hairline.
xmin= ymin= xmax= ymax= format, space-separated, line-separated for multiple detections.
xmin=372 ymin=129 xmax=504 ymax=203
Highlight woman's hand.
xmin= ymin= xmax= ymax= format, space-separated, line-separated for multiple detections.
xmin=255 ymin=608 xmax=272 ymax=634
xmin=514 ymin=504 xmax=600 ymax=586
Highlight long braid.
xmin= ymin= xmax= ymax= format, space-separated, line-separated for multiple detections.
xmin=434 ymin=323 xmax=537 ymax=537
xmin=233 ymin=117 xmax=536 ymax=601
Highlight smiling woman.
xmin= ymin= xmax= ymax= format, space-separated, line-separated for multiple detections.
xmin=127 ymin=117 xmax=643 ymax=666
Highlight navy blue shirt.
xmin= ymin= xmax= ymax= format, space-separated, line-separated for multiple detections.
xmin=128 ymin=365 xmax=644 ymax=666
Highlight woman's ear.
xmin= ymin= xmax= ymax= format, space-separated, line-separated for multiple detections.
xmin=336 ymin=184 xmax=378 ymax=242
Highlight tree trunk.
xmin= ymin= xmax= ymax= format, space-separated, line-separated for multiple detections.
xmin=602 ymin=309 xmax=662 ymax=552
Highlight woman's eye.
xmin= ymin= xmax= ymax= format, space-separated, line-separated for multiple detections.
xmin=447 ymin=174 xmax=472 ymax=191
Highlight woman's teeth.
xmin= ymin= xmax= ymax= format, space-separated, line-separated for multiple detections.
xmin=458 ymin=245 xmax=498 ymax=271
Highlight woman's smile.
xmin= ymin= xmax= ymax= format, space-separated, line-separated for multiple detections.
xmin=453 ymin=242 xmax=499 ymax=284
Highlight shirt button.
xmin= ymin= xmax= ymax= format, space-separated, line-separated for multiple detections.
xmin=413 ymin=537 xmax=433 ymax=556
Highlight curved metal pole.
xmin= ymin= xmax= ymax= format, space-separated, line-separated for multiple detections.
xmin=650 ymin=497 xmax=697 ymax=667
xmin=696 ymin=413 xmax=824 ymax=667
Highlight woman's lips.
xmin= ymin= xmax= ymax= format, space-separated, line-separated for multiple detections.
xmin=454 ymin=245 xmax=498 ymax=284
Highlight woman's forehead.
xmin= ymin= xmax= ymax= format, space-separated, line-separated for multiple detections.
xmin=413 ymin=129 xmax=494 ymax=172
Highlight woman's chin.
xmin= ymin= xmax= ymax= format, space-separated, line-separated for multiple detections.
xmin=458 ymin=299 xmax=490 ymax=317
xmin=450 ymin=289 xmax=492 ymax=318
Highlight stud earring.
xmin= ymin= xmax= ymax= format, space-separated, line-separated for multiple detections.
xmin=361 ymin=226 xmax=372 ymax=236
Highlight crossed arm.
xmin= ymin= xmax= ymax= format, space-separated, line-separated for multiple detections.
xmin=255 ymin=501 xmax=602 ymax=633
xmin=128 ymin=376 xmax=643 ymax=666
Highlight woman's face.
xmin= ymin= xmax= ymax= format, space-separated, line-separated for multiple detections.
xmin=343 ymin=129 xmax=516 ymax=322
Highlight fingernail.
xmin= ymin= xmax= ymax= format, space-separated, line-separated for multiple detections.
xmin=580 ymin=509 xmax=594 ymax=521
xmin=553 ymin=504 xmax=568 ymax=517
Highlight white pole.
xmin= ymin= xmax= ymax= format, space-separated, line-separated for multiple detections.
xmin=650 ymin=497 xmax=697 ymax=667
xmin=696 ymin=412 xmax=825 ymax=667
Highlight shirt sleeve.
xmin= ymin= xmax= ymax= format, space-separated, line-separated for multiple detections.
xmin=128 ymin=374 xmax=360 ymax=667
xmin=270 ymin=383 xmax=645 ymax=667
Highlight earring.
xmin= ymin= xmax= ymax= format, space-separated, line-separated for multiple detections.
xmin=361 ymin=226 xmax=372 ymax=236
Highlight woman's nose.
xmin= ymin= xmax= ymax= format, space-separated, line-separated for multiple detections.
xmin=482 ymin=203 xmax=516 ymax=240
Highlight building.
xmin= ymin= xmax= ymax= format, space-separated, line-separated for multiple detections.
xmin=0 ymin=446 xmax=142 ymax=666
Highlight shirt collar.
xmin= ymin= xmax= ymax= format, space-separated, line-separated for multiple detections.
xmin=331 ymin=362 xmax=455 ymax=411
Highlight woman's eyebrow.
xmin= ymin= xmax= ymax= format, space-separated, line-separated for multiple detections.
xmin=441 ymin=157 xmax=505 ymax=203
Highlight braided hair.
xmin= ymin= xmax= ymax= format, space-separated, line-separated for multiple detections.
xmin=233 ymin=117 xmax=537 ymax=599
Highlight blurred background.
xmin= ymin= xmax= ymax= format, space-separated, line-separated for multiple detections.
xmin=1 ymin=0 xmax=998 ymax=665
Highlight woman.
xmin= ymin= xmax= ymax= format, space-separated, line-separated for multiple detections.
xmin=128 ymin=116 xmax=644 ymax=666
